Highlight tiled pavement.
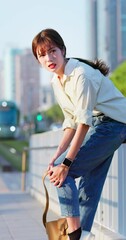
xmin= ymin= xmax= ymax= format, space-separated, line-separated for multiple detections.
xmin=0 ymin=173 xmax=126 ymax=240
xmin=0 ymin=173 xmax=57 ymax=240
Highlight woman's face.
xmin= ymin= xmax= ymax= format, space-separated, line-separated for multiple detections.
xmin=36 ymin=44 xmax=65 ymax=77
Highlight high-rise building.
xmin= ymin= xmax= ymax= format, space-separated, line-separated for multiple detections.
xmin=17 ymin=49 xmax=40 ymax=116
xmin=97 ymin=0 xmax=119 ymax=70
xmin=83 ymin=0 xmax=126 ymax=71
xmin=3 ymin=48 xmax=22 ymax=101
xmin=83 ymin=0 xmax=97 ymax=59
xmin=0 ymin=61 xmax=4 ymax=99
xmin=39 ymin=85 xmax=56 ymax=111
xmin=120 ymin=0 xmax=126 ymax=60
xmin=97 ymin=0 xmax=126 ymax=70
xmin=3 ymin=47 xmax=41 ymax=116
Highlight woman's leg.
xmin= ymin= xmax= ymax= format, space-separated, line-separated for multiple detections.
xmin=57 ymin=176 xmax=81 ymax=239
xmin=68 ymin=117 xmax=126 ymax=235
xmin=78 ymin=154 xmax=113 ymax=231
xmin=54 ymin=156 xmax=81 ymax=237
xmin=66 ymin=155 xmax=113 ymax=239
xmin=56 ymin=118 xmax=126 ymax=237
xmin=56 ymin=175 xmax=80 ymax=225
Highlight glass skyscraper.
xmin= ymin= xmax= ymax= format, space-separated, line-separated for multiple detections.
xmin=120 ymin=0 xmax=126 ymax=59
xmin=83 ymin=0 xmax=126 ymax=71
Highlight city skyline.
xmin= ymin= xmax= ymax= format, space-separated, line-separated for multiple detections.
xmin=1 ymin=0 xmax=126 ymax=116
xmin=1 ymin=1 xmax=126 ymax=68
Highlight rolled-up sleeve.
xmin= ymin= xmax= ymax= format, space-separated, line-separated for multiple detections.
xmin=62 ymin=118 xmax=77 ymax=130
xmin=74 ymin=109 xmax=92 ymax=126
xmin=62 ymin=109 xmax=77 ymax=130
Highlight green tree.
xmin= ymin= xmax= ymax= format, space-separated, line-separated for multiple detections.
xmin=110 ymin=61 xmax=126 ymax=97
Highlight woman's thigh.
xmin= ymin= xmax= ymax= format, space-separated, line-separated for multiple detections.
xmin=69 ymin=118 xmax=126 ymax=178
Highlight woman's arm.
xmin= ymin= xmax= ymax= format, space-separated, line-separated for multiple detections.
xmin=48 ymin=123 xmax=89 ymax=187
xmin=66 ymin=123 xmax=89 ymax=161
xmin=49 ymin=128 xmax=76 ymax=166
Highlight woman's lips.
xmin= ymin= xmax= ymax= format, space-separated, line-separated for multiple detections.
xmin=48 ymin=63 xmax=56 ymax=69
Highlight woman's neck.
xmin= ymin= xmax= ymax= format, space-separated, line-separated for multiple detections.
xmin=57 ymin=58 xmax=68 ymax=82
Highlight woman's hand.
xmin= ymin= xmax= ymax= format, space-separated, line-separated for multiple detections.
xmin=48 ymin=164 xmax=69 ymax=188
xmin=47 ymin=161 xmax=54 ymax=171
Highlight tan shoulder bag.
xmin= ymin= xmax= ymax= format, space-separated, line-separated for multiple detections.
xmin=42 ymin=172 xmax=68 ymax=240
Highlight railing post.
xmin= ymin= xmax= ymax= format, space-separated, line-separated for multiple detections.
xmin=21 ymin=149 xmax=27 ymax=191
xmin=20 ymin=145 xmax=57 ymax=192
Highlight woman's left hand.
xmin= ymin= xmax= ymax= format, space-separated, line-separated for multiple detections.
xmin=48 ymin=165 xmax=69 ymax=188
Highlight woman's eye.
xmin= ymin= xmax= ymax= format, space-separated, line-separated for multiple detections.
xmin=50 ymin=49 xmax=56 ymax=54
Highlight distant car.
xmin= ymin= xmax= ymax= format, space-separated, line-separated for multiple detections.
xmin=49 ymin=122 xmax=62 ymax=131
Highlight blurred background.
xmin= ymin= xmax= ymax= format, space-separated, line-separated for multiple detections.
xmin=0 ymin=0 xmax=126 ymax=172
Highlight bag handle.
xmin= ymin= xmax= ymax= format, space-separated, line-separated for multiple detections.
xmin=42 ymin=171 xmax=49 ymax=228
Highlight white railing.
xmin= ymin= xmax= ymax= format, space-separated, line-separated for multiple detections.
xmin=28 ymin=130 xmax=126 ymax=240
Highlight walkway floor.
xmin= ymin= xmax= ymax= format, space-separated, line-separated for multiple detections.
xmin=0 ymin=172 xmax=57 ymax=240
xmin=0 ymin=173 xmax=125 ymax=240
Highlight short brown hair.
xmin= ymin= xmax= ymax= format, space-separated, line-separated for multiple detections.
xmin=32 ymin=28 xmax=66 ymax=60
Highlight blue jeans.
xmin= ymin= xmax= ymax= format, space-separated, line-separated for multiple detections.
xmin=54 ymin=115 xmax=126 ymax=231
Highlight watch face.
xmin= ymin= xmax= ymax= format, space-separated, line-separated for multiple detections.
xmin=63 ymin=158 xmax=72 ymax=167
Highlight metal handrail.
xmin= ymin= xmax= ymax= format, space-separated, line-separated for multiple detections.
xmin=21 ymin=145 xmax=58 ymax=191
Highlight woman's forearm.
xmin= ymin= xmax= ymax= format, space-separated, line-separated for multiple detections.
xmin=66 ymin=123 xmax=89 ymax=161
xmin=52 ymin=128 xmax=76 ymax=160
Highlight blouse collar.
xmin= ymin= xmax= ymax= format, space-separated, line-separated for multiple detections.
xmin=51 ymin=58 xmax=79 ymax=84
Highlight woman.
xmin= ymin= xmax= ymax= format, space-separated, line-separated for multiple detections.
xmin=32 ymin=28 xmax=126 ymax=240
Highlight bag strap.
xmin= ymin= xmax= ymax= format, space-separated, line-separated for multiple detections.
xmin=42 ymin=171 xmax=49 ymax=228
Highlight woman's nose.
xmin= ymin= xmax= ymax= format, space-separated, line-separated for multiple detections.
xmin=46 ymin=53 xmax=52 ymax=61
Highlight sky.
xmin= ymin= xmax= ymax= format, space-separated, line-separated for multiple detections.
xmin=0 ymin=0 xmax=86 ymax=59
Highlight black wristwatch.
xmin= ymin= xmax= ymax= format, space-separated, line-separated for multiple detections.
xmin=62 ymin=158 xmax=73 ymax=168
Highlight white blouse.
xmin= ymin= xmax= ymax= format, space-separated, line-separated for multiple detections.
xmin=51 ymin=58 xmax=126 ymax=129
